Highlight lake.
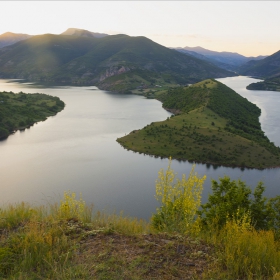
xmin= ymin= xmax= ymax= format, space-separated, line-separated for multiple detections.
xmin=0 ymin=76 xmax=279 ymax=220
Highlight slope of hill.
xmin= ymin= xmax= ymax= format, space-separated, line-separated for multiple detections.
xmin=240 ymin=50 xmax=280 ymax=91
xmin=0 ymin=34 xmax=235 ymax=93
xmin=0 ymin=34 xmax=99 ymax=80
xmin=173 ymin=46 xmax=266 ymax=72
xmin=239 ymin=50 xmax=280 ymax=78
xmin=117 ymin=79 xmax=280 ymax=169
xmin=0 ymin=32 xmax=32 ymax=48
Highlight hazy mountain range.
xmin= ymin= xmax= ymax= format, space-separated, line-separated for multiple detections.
xmin=0 ymin=28 xmax=279 ymax=93
xmin=0 ymin=32 xmax=32 ymax=48
xmin=239 ymin=50 xmax=280 ymax=78
xmin=0 ymin=28 xmax=234 ymax=93
xmin=240 ymin=50 xmax=280 ymax=91
xmin=173 ymin=46 xmax=267 ymax=72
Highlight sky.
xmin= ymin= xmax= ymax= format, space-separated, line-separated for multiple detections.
xmin=0 ymin=1 xmax=279 ymax=57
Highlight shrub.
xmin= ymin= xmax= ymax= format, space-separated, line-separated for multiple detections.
xmin=151 ymin=159 xmax=206 ymax=234
xmin=198 ymin=177 xmax=276 ymax=230
xmin=56 ymin=191 xmax=91 ymax=223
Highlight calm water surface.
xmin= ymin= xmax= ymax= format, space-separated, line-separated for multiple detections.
xmin=0 ymin=77 xmax=279 ymax=220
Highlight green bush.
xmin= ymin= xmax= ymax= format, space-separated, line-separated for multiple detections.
xmin=198 ymin=176 xmax=280 ymax=231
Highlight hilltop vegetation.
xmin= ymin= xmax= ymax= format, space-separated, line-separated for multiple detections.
xmin=0 ymin=91 xmax=65 ymax=139
xmin=117 ymin=79 xmax=280 ymax=169
xmin=0 ymin=34 xmax=235 ymax=93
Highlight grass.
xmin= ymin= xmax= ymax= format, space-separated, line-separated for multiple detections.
xmin=117 ymin=106 xmax=280 ymax=169
xmin=0 ymin=189 xmax=280 ymax=279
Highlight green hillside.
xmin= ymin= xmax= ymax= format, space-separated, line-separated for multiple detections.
xmin=0 ymin=34 xmax=98 ymax=79
xmin=0 ymin=34 xmax=235 ymax=93
xmin=0 ymin=91 xmax=65 ymax=139
xmin=117 ymin=79 xmax=280 ymax=169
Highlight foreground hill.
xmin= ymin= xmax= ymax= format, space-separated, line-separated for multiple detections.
xmin=0 ymin=32 xmax=31 ymax=48
xmin=0 ymin=90 xmax=65 ymax=139
xmin=0 ymin=34 xmax=235 ymax=93
xmin=117 ymin=79 xmax=280 ymax=169
xmin=1 ymin=185 xmax=279 ymax=279
xmin=173 ymin=46 xmax=266 ymax=72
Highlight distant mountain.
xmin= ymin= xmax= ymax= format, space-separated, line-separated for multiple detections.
xmin=238 ymin=50 xmax=280 ymax=91
xmin=0 ymin=32 xmax=32 ymax=48
xmin=239 ymin=50 xmax=280 ymax=78
xmin=173 ymin=46 xmax=266 ymax=72
xmin=61 ymin=28 xmax=108 ymax=38
xmin=0 ymin=34 xmax=235 ymax=93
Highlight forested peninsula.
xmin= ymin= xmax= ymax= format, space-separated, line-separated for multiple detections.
xmin=117 ymin=79 xmax=280 ymax=169
xmin=0 ymin=91 xmax=65 ymax=139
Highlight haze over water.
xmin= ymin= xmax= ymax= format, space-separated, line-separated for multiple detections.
xmin=0 ymin=76 xmax=279 ymax=220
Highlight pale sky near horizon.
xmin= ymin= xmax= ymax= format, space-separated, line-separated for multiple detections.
xmin=0 ymin=1 xmax=279 ymax=57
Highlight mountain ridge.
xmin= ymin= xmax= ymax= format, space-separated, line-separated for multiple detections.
xmin=239 ymin=50 xmax=280 ymax=91
xmin=239 ymin=50 xmax=280 ymax=78
xmin=0 ymin=33 xmax=235 ymax=93
xmin=0 ymin=32 xmax=32 ymax=49
xmin=60 ymin=28 xmax=108 ymax=38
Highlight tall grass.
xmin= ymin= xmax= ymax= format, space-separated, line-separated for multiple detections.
xmin=203 ymin=213 xmax=280 ymax=279
xmin=0 ymin=191 xmax=150 ymax=278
